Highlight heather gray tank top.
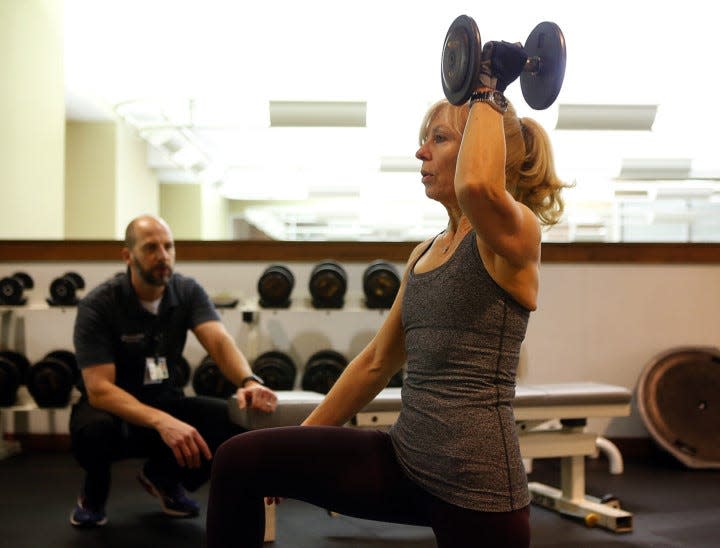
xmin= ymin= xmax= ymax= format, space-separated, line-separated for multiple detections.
xmin=389 ymin=230 xmax=531 ymax=512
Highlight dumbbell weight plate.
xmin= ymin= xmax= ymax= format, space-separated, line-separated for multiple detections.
xmin=45 ymin=350 xmax=81 ymax=388
xmin=49 ymin=277 xmax=77 ymax=305
xmin=257 ymin=265 xmax=295 ymax=308
xmin=0 ymin=277 xmax=24 ymax=305
xmin=253 ymin=351 xmax=296 ymax=391
xmin=302 ymin=350 xmax=348 ymax=394
xmin=388 ymin=369 xmax=404 ymax=388
xmin=192 ymin=357 xmax=236 ymax=398
xmin=441 ymin=15 xmax=481 ymax=106
xmin=363 ymin=260 xmax=400 ymax=309
xmin=63 ymin=271 xmax=85 ymax=290
xmin=27 ymin=357 xmax=74 ymax=407
xmin=309 ymin=261 xmax=347 ymax=309
xmin=0 ymin=356 xmax=21 ymax=406
xmin=0 ymin=350 xmax=31 ymax=384
xmin=520 ymin=21 xmax=566 ymax=110
xmin=12 ymin=272 xmax=34 ymax=290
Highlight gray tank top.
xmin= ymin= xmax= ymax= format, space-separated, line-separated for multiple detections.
xmin=389 ymin=230 xmax=531 ymax=512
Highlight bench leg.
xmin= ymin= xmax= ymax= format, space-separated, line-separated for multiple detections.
xmin=595 ymin=436 xmax=624 ymax=475
xmin=529 ymin=454 xmax=633 ymax=533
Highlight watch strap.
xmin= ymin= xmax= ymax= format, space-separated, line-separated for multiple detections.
xmin=469 ymin=90 xmax=508 ymax=114
xmin=240 ymin=373 xmax=264 ymax=388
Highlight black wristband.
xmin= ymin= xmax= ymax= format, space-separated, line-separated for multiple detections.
xmin=469 ymin=90 xmax=508 ymax=114
xmin=240 ymin=373 xmax=264 ymax=387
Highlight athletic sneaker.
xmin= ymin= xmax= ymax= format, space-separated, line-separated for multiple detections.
xmin=70 ymin=497 xmax=108 ymax=528
xmin=137 ymin=470 xmax=200 ymax=517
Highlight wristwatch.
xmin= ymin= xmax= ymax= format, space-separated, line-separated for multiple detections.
xmin=240 ymin=373 xmax=265 ymax=388
xmin=469 ymin=90 xmax=508 ymax=114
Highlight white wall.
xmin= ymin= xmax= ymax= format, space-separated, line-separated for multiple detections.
xmin=2 ymin=259 xmax=718 ymax=438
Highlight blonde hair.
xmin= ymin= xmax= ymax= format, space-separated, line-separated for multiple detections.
xmin=419 ymin=99 xmax=570 ymax=226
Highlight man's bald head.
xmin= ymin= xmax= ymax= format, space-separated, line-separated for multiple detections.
xmin=124 ymin=215 xmax=172 ymax=251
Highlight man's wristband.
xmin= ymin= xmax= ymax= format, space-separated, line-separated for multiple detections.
xmin=240 ymin=373 xmax=264 ymax=388
xmin=469 ymin=90 xmax=508 ymax=114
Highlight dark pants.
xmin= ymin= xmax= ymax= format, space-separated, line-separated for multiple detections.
xmin=70 ymin=392 xmax=245 ymax=508
xmin=206 ymin=426 xmax=530 ymax=548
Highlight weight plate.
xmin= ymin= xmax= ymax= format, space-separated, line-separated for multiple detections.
xmin=44 ymin=350 xmax=81 ymax=387
xmin=253 ymin=351 xmax=296 ymax=391
xmin=258 ymin=265 xmax=295 ymax=307
xmin=63 ymin=271 xmax=86 ymax=289
xmin=49 ymin=277 xmax=76 ymax=304
xmin=309 ymin=261 xmax=347 ymax=308
xmin=363 ymin=260 xmax=400 ymax=309
xmin=0 ymin=351 xmax=31 ymax=384
xmin=520 ymin=21 xmax=566 ymax=110
xmin=12 ymin=272 xmax=34 ymax=290
xmin=27 ymin=358 xmax=74 ymax=407
xmin=0 ymin=357 xmax=21 ymax=406
xmin=0 ymin=277 xmax=24 ymax=305
xmin=441 ymin=15 xmax=481 ymax=105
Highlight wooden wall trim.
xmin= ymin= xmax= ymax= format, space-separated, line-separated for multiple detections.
xmin=1 ymin=240 xmax=720 ymax=263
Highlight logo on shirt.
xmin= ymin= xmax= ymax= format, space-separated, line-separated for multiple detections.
xmin=121 ymin=333 xmax=145 ymax=343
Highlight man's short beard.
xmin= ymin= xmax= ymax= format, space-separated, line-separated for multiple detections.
xmin=133 ymin=257 xmax=172 ymax=287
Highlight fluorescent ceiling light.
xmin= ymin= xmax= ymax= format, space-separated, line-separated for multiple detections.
xmin=556 ymin=104 xmax=657 ymax=130
xmin=380 ymin=156 xmax=419 ymax=172
xmin=618 ymin=158 xmax=692 ymax=180
xmin=269 ymin=101 xmax=366 ymax=127
xmin=655 ymin=187 xmax=714 ymax=200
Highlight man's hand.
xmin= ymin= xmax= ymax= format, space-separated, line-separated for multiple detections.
xmin=156 ymin=415 xmax=213 ymax=468
xmin=236 ymin=383 xmax=278 ymax=413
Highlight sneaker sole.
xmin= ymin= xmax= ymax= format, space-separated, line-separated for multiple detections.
xmin=137 ymin=472 xmax=198 ymax=517
xmin=70 ymin=512 xmax=108 ymax=528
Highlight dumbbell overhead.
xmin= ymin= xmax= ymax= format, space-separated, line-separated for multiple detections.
xmin=441 ymin=15 xmax=566 ymax=109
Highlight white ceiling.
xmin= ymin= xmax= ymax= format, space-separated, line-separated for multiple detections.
xmin=63 ymin=0 xmax=720 ymax=241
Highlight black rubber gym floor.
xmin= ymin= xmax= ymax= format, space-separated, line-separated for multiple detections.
xmin=0 ymin=448 xmax=718 ymax=547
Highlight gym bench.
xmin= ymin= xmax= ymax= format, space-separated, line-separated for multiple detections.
xmin=228 ymin=382 xmax=633 ymax=538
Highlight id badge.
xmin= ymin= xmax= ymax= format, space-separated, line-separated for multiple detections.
xmin=144 ymin=356 xmax=169 ymax=385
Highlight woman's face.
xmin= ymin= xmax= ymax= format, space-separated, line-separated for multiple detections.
xmin=415 ymin=107 xmax=461 ymax=203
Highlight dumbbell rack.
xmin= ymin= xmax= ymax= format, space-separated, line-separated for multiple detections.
xmin=1 ymin=309 xmax=23 ymax=458
xmin=0 ymin=306 xmax=79 ymax=460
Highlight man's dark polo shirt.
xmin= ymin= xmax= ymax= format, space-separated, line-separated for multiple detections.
xmin=73 ymin=271 xmax=220 ymax=402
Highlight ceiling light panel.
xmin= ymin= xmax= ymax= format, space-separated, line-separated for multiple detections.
xmin=269 ymin=101 xmax=367 ymax=127
xmin=556 ymin=104 xmax=658 ymax=131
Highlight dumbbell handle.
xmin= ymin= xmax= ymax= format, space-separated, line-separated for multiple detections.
xmin=524 ymin=56 xmax=542 ymax=75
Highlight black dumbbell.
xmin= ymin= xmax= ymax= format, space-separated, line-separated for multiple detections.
xmin=441 ymin=16 xmax=566 ymax=109
xmin=192 ymin=355 xmax=236 ymax=398
xmin=309 ymin=261 xmax=347 ymax=309
xmin=0 ymin=272 xmax=34 ymax=306
xmin=363 ymin=260 xmax=400 ymax=309
xmin=47 ymin=271 xmax=85 ymax=306
xmin=0 ymin=350 xmax=30 ymax=406
xmin=257 ymin=265 xmax=295 ymax=308
xmin=253 ymin=351 xmax=296 ymax=391
xmin=302 ymin=350 xmax=348 ymax=394
xmin=27 ymin=350 xmax=79 ymax=407
xmin=388 ymin=368 xmax=404 ymax=388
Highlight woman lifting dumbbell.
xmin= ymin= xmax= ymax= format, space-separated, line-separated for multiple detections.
xmin=207 ymin=16 xmax=570 ymax=548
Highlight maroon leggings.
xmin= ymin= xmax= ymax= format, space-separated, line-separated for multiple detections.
xmin=206 ymin=426 xmax=530 ymax=548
